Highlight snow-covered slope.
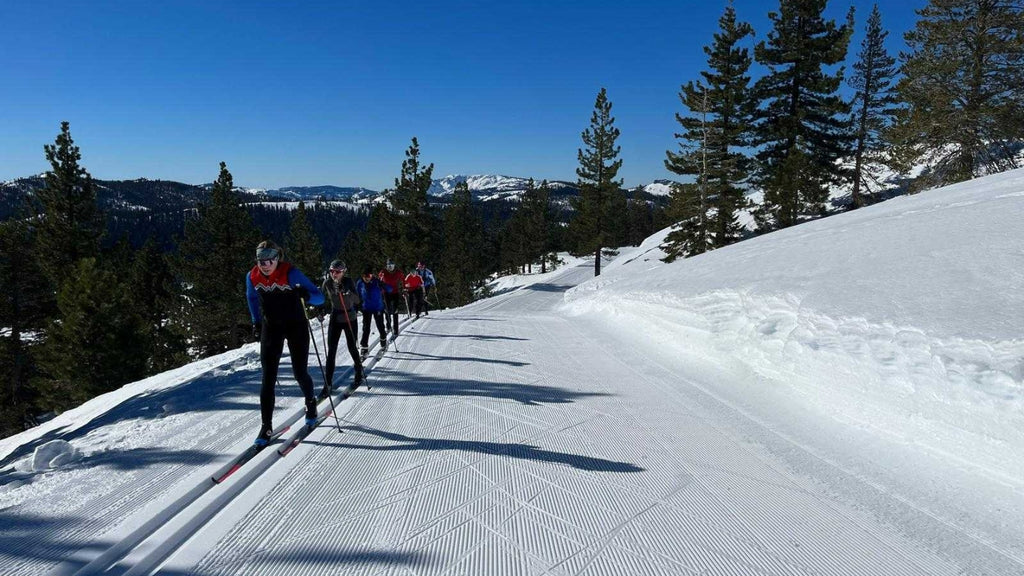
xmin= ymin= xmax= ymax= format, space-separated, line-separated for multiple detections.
xmin=1 ymin=169 xmax=1022 ymax=575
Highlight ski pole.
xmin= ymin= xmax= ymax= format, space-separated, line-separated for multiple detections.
xmin=301 ymin=295 xmax=343 ymax=433
xmin=337 ymin=286 xmax=363 ymax=382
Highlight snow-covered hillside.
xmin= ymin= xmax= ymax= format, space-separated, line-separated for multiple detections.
xmin=1 ymin=168 xmax=1022 ymax=575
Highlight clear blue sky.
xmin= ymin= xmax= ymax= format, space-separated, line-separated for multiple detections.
xmin=1 ymin=1 xmax=924 ymax=190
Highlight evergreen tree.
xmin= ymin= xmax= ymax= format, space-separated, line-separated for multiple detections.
xmin=390 ymin=138 xmax=437 ymax=268
xmin=355 ymin=202 xmax=398 ymax=271
xmin=286 ymin=201 xmax=324 ymax=277
xmin=626 ymin=186 xmax=654 ymax=247
xmin=524 ymin=180 xmax=557 ymax=272
xmin=753 ymin=0 xmax=855 ymax=230
xmin=665 ymin=87 xmax=715 ymax=258
xmin=891 ymin=0 xmax=1024 ymax=186
xmin=439 ymin=181 xmax=488 ymax=307
xmin=176 ymin=162 xmax=261 ymax=357
xmin=569 ymin=87 xmax=624 ymax=276
xmin=0 ymin=216 xmax=49 ymax=434
xmin=848 ymin=4 xmax=899 ymax=208
xmin=35 ymin=258 xmax=147 ymax=410
xmin=127 ymin=239 xmax=187 ymax=374
xmin=667 ymin=3 xmax=756 ymax=248
xmin=34 ymin=121 xmax=104 ymax=288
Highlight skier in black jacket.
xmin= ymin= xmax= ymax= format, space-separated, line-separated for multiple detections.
xmin=245 ymin=240 xmax=324 ymax=446
xmin=319 ymin=259 xmax=364 ymax=398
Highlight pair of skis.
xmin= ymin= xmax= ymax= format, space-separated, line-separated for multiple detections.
xmin=212 ymin=376 xmax=368 ymax=484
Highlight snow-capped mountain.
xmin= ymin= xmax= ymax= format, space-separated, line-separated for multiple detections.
xmin=427 ymin=174 xmax=580 ymax=202
xmin=642 ymin=179 xmax=675 ymax=196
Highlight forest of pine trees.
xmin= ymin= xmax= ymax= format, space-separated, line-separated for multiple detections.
xmin=0 ymin=0 xmax=1021 ymax=437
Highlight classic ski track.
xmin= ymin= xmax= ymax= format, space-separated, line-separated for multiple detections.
xmin=20 ymin=357 xmax=274 ymax=576
xmin=36 ymin=317 xmax=415 ymax=576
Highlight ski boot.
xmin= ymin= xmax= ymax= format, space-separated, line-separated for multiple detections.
xmin=254 ymin=424 xmax=274 ymax=447
xmin=352 ymin=371 xmax=364 ymax=391
xmin=381 ymin=336 xmax=388 ymax=352
xmin=360 ymin=346 xmax=369 ymax=361
xmin=304 ymin=397 xmax=318 ymax=429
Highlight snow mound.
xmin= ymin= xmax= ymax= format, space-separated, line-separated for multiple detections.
xmin=20 ymin=440 xmax=81 ymax=472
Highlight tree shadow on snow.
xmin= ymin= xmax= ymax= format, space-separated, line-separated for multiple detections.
xmin=524 ymin=283 xmax=575 ymax=293
xmin=400 ymin=331 xmax=527 ymax=342
xmin=319 ymin=426 xmax=645 ymax=473
xmin=0 ymin=510 xmax=113 ymax=568
xmin=0 ymin=353 xmax=308 ymax=469
xmin=386 ymin=350 xmax=530 ymax=367
xmin=149 ymin=549 xmax=433 ymax=575
xmin=366 ymin=370 xmax=608 ymax=406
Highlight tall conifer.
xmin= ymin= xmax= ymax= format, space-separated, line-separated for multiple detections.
xmin=390 ymin=138 xmax=437 ymax=268
xmin=177 ymin=162 xmax=260 ymax=357
xmin=753 ymin=0 xmax=854 ymax=230
xmin=667 ymin=3 xmax=755 ymax=251
xmin=440 ymin=181 xmax=487 ymax=307
xmin=891 ymin=0 xmax=1024 ymax=186
xmin=570 ymin=88 xmax=624 ymax=276
xmin=848 ymin=4 xmax=899 ymax=208
xmin=286 ymin=201 xmax=324 ymax=278
xmin=34 ymin=122 xmax=104 ymax=288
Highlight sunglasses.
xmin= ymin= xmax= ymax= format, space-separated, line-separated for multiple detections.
xmin=330 ymin=268 xmax=346 ymax=274
xmin=257 ymin=258 xmax=279 ymax=266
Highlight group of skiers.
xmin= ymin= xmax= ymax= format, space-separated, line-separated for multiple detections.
xmin=245 ymin=240 xmax=437 ymax=446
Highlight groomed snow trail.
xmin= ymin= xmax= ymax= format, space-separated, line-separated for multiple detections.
xmin=150 ymin=262 xmax=988 ymax=576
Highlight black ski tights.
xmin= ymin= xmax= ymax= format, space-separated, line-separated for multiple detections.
xmin=326 ymin=310 xmax=361 ymax=384
xmin=360 ymin=310 xmax=387 ymax=348
xmin=260 ymin=321 xmax=315 ymax=428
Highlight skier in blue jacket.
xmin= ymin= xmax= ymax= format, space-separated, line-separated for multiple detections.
xmin=245 ymin=240 xmax=324 ymax=445
xmin=417 ymin=262 xmax=436 ymax=315
xmin=356 ymin=266 xmax=391 ymax=358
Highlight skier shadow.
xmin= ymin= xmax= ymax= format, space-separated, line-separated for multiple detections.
xmin=319 ymin=426 xmax=645 ymax=473
xmin=0 ymin=509 xmax=110 ymax=566
xmin=0 ymin=355 xmax=298 ymax=470
xmin=388 ymin=350 xmax=530 ymax=367
xmin=368 ymin=370 xmax=609 ymax=406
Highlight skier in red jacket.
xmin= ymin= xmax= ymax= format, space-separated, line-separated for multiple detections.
xmin=379 ymin=259 xmax=405 ymax=337
xmin=404 ymin=268 xmax=425 ymax=319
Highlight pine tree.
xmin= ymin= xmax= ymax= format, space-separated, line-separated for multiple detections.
xmin=626 ymin=186 xmax=654 ymax=247
xmin=439 ymin=181 xmax=487 ymax=307
xmin=665 ymin=87 xmax=715 ymax=259
xmin=127 ymin=239 xmax=187 ymax=374
xmin=753 ymin=0 xmax=855 ymax=230
xmin=569 ymin=87 xmax=624 ymax=276
xmin=286 ymin=201 xmax=324 ymax=278
xmin=848 ymin=4 xmax=899 ymax=208
xmin=34 ymin=121 xmax=104 ymax=288
xmin=524 ymin=180 xmax=557 ymax=272
xmin=390 ymin=138 xmax=437 ymax=268
xmin=667 ymin=3 xmax=756 ymax=250
xmin=0 ymin=216 xmax=49 ymax=434
xmin=891 ymin=0 xmax=1024 ymax=186
xmin=176 ymin=162 xmax=261 ymax=357
xmin=35 ymin=258 xmax=147 ymax=410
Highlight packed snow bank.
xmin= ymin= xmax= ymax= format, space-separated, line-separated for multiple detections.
xmin=563 ymin=168 xmax=1024 ymax=487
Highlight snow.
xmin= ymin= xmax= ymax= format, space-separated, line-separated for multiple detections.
xmin=1 ymin=169 xmax=1023 ymax=575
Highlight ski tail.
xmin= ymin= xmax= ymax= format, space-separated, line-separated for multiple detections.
xmin=212 ymin=424 xmax=290 ymax=484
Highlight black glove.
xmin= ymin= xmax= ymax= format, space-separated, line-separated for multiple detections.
xmin=315 ymin=309 xmax=325 ymax=322
xmin=294 ymin=285 xmax=310 ymax=302
xmin=252 ymin=322 xmax=261 ymax=342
